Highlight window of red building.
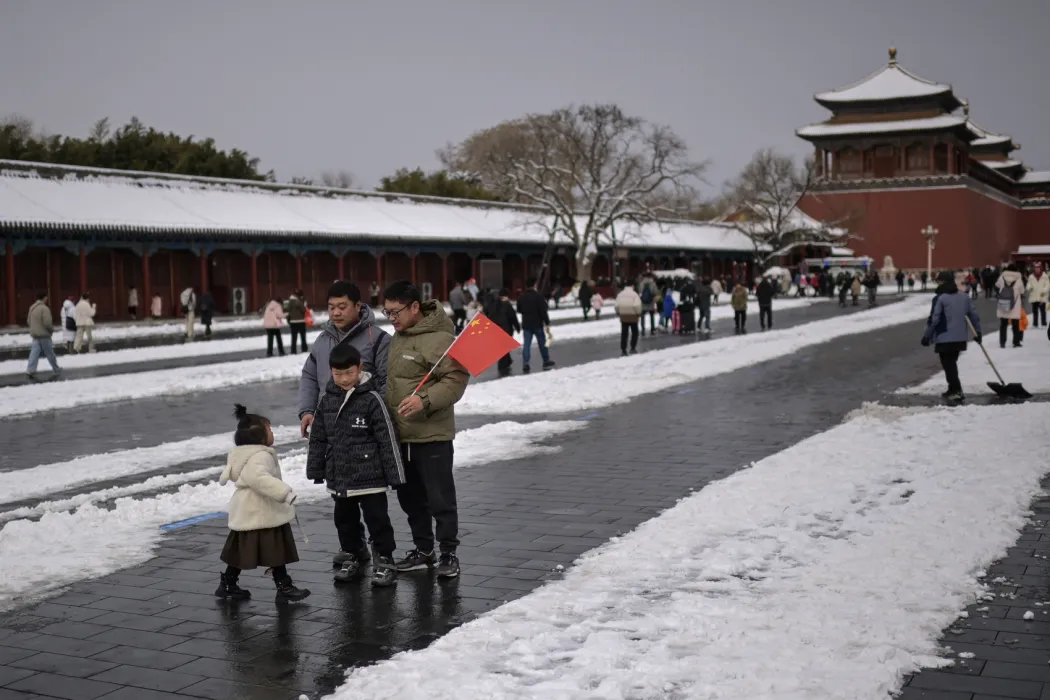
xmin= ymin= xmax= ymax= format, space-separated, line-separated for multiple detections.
xmin=838 ymin=147 xmax=861 ymax=177
xmin=873 ymin=145 xmax=896 ymax=178
xmin=905 ymin=143 xmax=929 ymax=172
xmin=934 ymin=143 xmax=949 ymax=173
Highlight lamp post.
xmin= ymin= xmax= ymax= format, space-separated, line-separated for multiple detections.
xmin=921 ymin=225 xmax=938 ymax=284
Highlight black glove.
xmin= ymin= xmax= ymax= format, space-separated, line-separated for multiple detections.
xmin=974 ymin=334 xmax=982 ymax=345
xmin=313 ymin=478 xmax=324 ymax=485
xmin=920 ymin=336 xmax=931 ymax=347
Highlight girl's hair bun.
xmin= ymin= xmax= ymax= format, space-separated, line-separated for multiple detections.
xmin=233 ymin=404 xmax=248 ymax=420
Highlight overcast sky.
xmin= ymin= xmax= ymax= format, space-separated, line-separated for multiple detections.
xmin=2 ymin=0 xmax=1048 ymax=192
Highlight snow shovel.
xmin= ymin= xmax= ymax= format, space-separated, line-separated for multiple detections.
xmin=965 ymin=317 xmax=1032 ymax=399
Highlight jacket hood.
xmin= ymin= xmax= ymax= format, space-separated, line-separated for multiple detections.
xmin=324 ymin=371 xmax=376 ymax=396
xmin=221 ymin=444 xmax=276 ymax=485
xmin=1001 ymin=270 xmax=1022 ymax=285
xmin=400 ymin=299 xmax=455 ymax=337
xmin=325 ymin=304 xmax=379 ymax=340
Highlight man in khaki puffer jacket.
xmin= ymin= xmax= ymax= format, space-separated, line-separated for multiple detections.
xmin=26 ymin=292 xmax=61 ymax=378
xmin=382 ymin=281 xmax=468 ymax=579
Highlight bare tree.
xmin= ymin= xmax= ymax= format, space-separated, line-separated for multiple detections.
xmin=88 ymin=117 xmax=111 ymax=143
xmin=320 ymin=170 xmax=356 ymax=189
xmin=722 ymin=148 xmax=858 ymax=270
xmin=442 ymin=104 xmax=707 ymax=280
xmin=0 ymin=114 xmax=35 ymax=141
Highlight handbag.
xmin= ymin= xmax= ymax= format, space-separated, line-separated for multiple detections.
xmin=304 ymin=307 xmax=315 ymax=328
xmin=1020 ymin=308 xmax=1029 ymax=332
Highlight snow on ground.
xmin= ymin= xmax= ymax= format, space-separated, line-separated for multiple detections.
xmin=0 ymin=420 xmax=584 ymax=610
xmin=0 ymin=299 xmax=818 ymax=417
xmin=900 ymin=331 xmax=1050 ymax=396
xmin=328 ymin=402 xmax=1047 ymax=700
xmin=458 ymin=296 xmax=928 ymax=416
xmin=0 ymin=426 xmax=302 ymax=506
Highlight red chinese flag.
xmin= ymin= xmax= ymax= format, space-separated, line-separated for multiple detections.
xmin=447 ymin=313 xmax=521 ymax=377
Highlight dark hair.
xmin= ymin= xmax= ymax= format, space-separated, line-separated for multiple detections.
xmin=383 ymin=281 xmax=421 ymax=305
xmin=327 ymin=281 xmax=361 ymax=303
xmin=1006 ymin=264 xmax=1019 ymax=273
xmin=233 ymin=404 xmax=270 ymax=446
xmin=329 ymin=343 xmax=362 ymax=369
xmin=526 ymin=277 xmax=537 ymax=288
xmin=36 ymin=291 xmax=47 ymax=300
xmin=499 ymin=288 xmax=510 ymax=297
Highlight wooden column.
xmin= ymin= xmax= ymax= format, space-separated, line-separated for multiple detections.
xmin=110 ymin=250 xmax=118 ymax=318
xmin=375 ymin=253 xmax=383 ymax=292
xmin=199 ymin=250 xmax=209 ymax=292
xmin=79 ymin=246 xmax=88 ymax=294
xmin=337 ymin=251 xmax=345 ymax=280
xmin=47 ymin=249 xmax=59 ymax=318
xmin=141 ymin=251 xmax=151 ymax=315
xmin=250 ymin=251 xmax=259 ymax=313
xmin=169 ymin=252 xmax=178 ymax=317
xmin=441 ymin=254 xmax=449 ymax=302
xmin=4 ymin=242 xmax=15 ymax=326
xmin=929 ymin=142 xmax=935 ymax=175
xmin=267 ymin=253 xmax=274 ymax=300
xmin=410 ymin=253 xmax=417 ymax=286
xmin=295 ymin=250 xmax=303 ymax=290
xmin=947 ymin=144 xmax=954 ymax=175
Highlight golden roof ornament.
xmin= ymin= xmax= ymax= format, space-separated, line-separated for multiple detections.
xmin=888 ymin=46 xmax=897 ymax=64
xmin=962 ymin=99 xmax=970 ymax=117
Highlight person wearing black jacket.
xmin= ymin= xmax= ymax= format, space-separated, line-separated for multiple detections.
xmin=516 ymin=278 xmax=555 ymax=374
xmin=485 ymin=288 xmax=521 ymax=377
xmin=756 ymin=277 xmax=775 ymax=330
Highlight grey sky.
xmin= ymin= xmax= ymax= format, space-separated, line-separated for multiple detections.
xmin=2 ymin=0 xmax=1048 ymax=193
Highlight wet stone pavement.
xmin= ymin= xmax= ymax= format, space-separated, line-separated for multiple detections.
xmin=0 ymin=297 xmax=966 ymax=700
xmin=0 ymin=297 xmax=870 ymax=471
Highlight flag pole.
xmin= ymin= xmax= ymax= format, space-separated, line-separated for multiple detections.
xmin=411 ymin=308 xmax=480 ymax=395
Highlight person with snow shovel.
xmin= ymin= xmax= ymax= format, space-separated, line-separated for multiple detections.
xmin=922 ymin=271 xmax=982 ymax=403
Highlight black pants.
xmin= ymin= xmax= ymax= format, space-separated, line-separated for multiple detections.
xmin=734 ymin=310 xmax=746 ymax=330
xmin=266 ymin=328 xmax=285 ymax=356
xmin=999 ymin=318 xmax=1023 ymax=347
xmin=225 ymin=564 xmax=286 ymax=583
xmin=938 ymin=350 xmax=962 ymax=393
xmin=897 ymin=283 xmax=904 ymax=293
xmin=620 ymin=321 xmax=638 ymax=353
xmin=1032 ymin=302 xmax=1047 ymax=327
xmin=452 ymin=308 xmax=466 ymax=333
xmin=396 ymin=441 xmax=458 ymax=553
xmin=497 ymin=353 xmax=513 ymax=374
xmin=204 ymin=322 xmax=212 ymax=337
xmin=759 ymin=305 xmax=772 ymax=329
xmin=582 ymin=305 xmax=590 ymax=320
xmin=289 ymin=322 xmax=307 ymax=353
xmin=333 ymin=492 xmax=395 ymax=558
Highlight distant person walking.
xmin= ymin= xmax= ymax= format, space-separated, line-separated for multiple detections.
xmin=896 ymin=270 xmax=905 ymax=294
xmin=180 ymin=286 xmax=197 ymax=341
xmin=638 ymin=268 xmax=659 ymax=335
xmin=60 ymin=295 xmax=76 ymax=352
xmin=127 ymin=286 xmax=139 ymax=319
xmin=485 ymin=288 xmax=520 ymax=377
xmin=263 ymin=297 xmax=286 ymax=357
xmin=449 ymin=282 xmax=468 ymax=334
xmin=26 ymin=292 xmax=61 ymax=379
xmin=516 ymin=278 xmax=555 ymax=374
xmin=369 ymin=281 xmax=380 ymax=309
xmin=578 ymin=281 xmax=594 ymax=321
xmin=286 ymin=290 xmax=308 ymax=353
xmin=73 ymin=292 xmax=96 ymax=353
xmin=710 ymin=278 xmax=723 ymax=305
xmin=199 ymin=290 xmax=215 ymax=338
xmin=696 ymin=277 xmax=713 ymax=336
xmin=1026 ymin=262 xmax=1049 ymax=328
xmin=150 ymin=294 xmax=163 ymax=320
xmin=731 ymin=282 xmax=748 ymax=334
xmin=614 ymin=282 xmax=643 ymax=356
xmin=756 ymin=276 xmax=774 ymax=330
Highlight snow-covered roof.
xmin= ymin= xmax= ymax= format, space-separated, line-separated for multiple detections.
xmin=0 ymin=166 xmax=757 ymax=253
xmin=797 ymin=114 xmax=966 ymax=139
xmin=831 ymin=247 xmax=855 ymax=256
xmin=983 ymin=159 xmax=1023 ymax=170
xmin=967 ymin=121 xmax=1013 ymax=148
xmin=1017 ymin=245 xmax=1050 ymax=255
xmin=1018 ymin=171 xmax=1050 ymax=185
xmin=814 ymin=58 xmax=952 ymax=105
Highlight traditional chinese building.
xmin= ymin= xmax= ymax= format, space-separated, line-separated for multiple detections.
xmin=797 ymin=48 xmax=1050 ymax=273
xmin=0 ymin=160 xmax=759 ymax=325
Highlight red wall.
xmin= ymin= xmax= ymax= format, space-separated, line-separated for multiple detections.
xmin=801 ymin=185 xmax=1019 ymax=270
xmin=1019 ymin=206 xmax=1050 ymax=247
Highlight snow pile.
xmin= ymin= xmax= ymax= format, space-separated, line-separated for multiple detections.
xmin=459 ymin=297 xmax=929 ymax=415
xmin=329 ymin=403 xmax=1046 ymax=700
xmin=0 ymin=298 xmax=819 ymax=417
xmin=900 ymin=336 xmax=1050 ymax=396
xmin=0 ymin=420 xmax=583 ymax=609
xmin=0 ymin=426 xmax=302 ymax=507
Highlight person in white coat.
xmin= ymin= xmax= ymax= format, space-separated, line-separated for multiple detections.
xmin=180 ymin=286 xmax=197 ymax=341
xmin=1026 ymin=262 xmax=1050 ymax=328
xmin=614 ymin=283 xmax=643 ymax=356
xmin=60 ymin=296 xmax=77 ymax=352
xmin=73 ymin=293 xmax=96 ymax=353
xmin=995 ymin=265 xmax=1025 ymax=348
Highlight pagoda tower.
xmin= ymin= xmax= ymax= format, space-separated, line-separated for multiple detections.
xmin=796 ymin=48 xmax=1050 ymax=271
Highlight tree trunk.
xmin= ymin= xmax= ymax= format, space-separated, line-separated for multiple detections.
xmin=575 ymin=250 xmax=593 ymax=283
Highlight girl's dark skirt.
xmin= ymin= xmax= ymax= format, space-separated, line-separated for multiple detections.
xmin=220 ymin=524 xmax=299 ymax=570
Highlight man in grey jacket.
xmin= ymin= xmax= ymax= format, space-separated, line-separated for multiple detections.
xmin=26 ymin=292 xmax=61 ymax=379
xmin=299 ymin=281 xmax=390 ymax=437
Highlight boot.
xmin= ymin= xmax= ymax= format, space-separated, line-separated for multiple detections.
xmin=215 ymin=573 xmax=251 ymax=600
xmin=275 ymin=576 xmax=311 ymax=603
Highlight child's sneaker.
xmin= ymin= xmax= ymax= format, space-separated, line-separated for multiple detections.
xmin=395 ymin=549 xmax=436 ymax=572
xmin=275 ymin=577 xmax=311 ymax=603
xmin=436 ymin=552 xmax=460 ymax=579
xmin=371 ymin=556 xmax=398 ymax=587
xmin=334 ymin=554 xmax=362 ymax=582
xmin=214 ymin=573 xmax=251 ymax=600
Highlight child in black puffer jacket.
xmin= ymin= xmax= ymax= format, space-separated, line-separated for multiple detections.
xmin=306 ymin=343 xmax=405 ymax=587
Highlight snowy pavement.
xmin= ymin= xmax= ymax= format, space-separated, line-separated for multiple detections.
xmin=0 ymin=420 xmax=584 ymax=609
xmin=901 ymin=328 xmax=1050 ymax=396
xmin=0 ymin=299 xmax=820 ymax=416
xmin=328 ymin=402 xmax=1048 ymax=700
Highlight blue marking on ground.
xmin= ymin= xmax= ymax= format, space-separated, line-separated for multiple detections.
xmin=576 ymin=413 xmax=601 ymax=421
xmin=160 ymin=512 xmax=225 ymax=531
xmin=675 ymin=388 xmax=697 ymax=395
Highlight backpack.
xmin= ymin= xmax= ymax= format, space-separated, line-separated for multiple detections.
xmin=641 ymin=285 xmax=654 ymax=305
xmin=997 ymin=281 xmax=1017 ymax=314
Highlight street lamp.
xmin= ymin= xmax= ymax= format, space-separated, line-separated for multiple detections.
xmin=921 ymin=225 xmax=938 ymax=284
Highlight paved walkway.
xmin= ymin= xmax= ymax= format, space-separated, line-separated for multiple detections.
xmin=0 ymin=298 xmax=960 ymax=700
